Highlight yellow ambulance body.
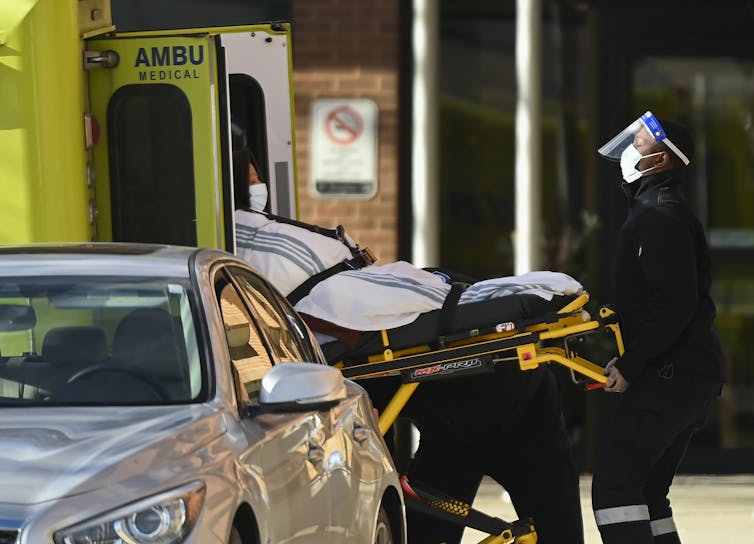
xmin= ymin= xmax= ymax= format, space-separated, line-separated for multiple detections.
xmin=0 ymin=0 xmax=298 ymax=248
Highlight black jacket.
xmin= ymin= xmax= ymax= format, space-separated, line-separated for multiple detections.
xmin=612 ymin=170 xmax=726 ymax=384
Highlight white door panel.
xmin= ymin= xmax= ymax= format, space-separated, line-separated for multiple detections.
xmin=221 ymin=30 xmax=297 ymax=218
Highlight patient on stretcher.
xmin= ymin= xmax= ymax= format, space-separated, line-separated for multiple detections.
xmin=230 ymin=123 xmax=583 ymax=355
xmin=235 ymin=207 xmax=583 ymax=351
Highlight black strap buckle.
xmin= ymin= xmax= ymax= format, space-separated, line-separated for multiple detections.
xmin=359 ymin=247 xmax=376 ymax=266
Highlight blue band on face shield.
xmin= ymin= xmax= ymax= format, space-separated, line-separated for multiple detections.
xmin=641 ymin=112 xmax=666 ymax=143
xmin=642 ymin=112 xmax=690 ymax=165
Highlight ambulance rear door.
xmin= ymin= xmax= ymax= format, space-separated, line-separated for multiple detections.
xmin=87 ymin=32 xmax=225 ymax=248
xmin=219 ymin=24 xmax=298 ymax=220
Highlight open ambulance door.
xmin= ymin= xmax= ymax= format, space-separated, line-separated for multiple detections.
xmin=220 ymin=25 xmax=298 ymax=221
xmin=86 ymin=23 xmax=298 ymax=251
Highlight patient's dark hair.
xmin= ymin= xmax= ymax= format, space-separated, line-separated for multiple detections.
xmin=231 ymin=122 xmax=266 ymax=211
xmin=232 ymin=147 xmax=251 ymax=210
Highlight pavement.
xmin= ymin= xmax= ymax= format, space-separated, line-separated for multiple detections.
xmin=460 ymin=474 xmax=754 ymax=543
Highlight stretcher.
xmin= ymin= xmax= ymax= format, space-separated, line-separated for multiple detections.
xmin=322 ymin=290 xmax=625 ymax=544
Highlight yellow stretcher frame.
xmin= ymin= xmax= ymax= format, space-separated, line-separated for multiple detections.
xmin=334 ymin=292 xmax=625 ymax=544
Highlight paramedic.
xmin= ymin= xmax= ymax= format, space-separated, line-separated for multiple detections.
xmin=592 ymin=113 xmax=726 ymax=544
xmin=231 ymin=137 xmax=584 ymax=544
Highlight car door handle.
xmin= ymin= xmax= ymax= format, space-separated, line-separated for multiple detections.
xmin=307 ymin=443 xmax=324 ymax=464
xmin=352 ymin=424 xmax=371 ymax=444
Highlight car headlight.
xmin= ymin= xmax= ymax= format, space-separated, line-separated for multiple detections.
xmin=54 ymin=481 xmax=205 ymax=544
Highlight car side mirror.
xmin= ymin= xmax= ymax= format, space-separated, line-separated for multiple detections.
xmin=253 ymin=362 xmax=347 ymax=413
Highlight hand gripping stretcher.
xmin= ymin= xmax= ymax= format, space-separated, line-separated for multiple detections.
xmin=322 ymin=290 xmax=626 ymax=544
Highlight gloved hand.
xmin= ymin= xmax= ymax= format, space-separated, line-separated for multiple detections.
xmin=603 ymin=357 xmax=630 ymax=393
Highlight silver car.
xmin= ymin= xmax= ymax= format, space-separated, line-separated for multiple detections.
xmin=0 ymin=244 xmax=405 ymax=544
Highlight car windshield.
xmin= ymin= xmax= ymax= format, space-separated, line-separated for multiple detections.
xmin=0 ymin=277 xmax=203 ymax=405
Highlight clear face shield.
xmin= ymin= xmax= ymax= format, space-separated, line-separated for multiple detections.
xmin=598 ymin=111 xmax=690 ymax=183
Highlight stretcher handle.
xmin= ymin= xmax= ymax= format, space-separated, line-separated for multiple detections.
xmin=557 ymin=292 xmax=590 ymax=314
xmin=599 ymin=306 xmax=626 ymax=356
xmin=584 ymin=307 xmax=625 ymax=390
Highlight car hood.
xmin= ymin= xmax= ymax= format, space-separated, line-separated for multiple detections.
xmin=0 ymin=405 xmax=227 ymax=505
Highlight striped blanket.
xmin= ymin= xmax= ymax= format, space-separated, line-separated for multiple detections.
xmin=234 ymin=210 xmax=583 ymax=331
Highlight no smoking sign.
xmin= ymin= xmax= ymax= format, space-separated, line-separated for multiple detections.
xmin=311 ymin=99 xmax=378 ymax=198
xmin=325 ymin=105 xmax=364 ymax=145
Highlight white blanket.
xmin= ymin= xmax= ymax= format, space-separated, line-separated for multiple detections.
xmin=234 ymin=210 xmax=584 ymax=332
xmin=234 ymin=210 xmax=353 ymax=296
xmin=294 ymin=261 xmax=449 ymax=330
xmin=295 ymin=265 xmax=583 ymax=331
xmin=459 ymin=271 xmax=584 ymax=304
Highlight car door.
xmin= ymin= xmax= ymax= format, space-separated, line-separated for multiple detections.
xmin=215 ymin=270 xmax=328 ymax=542
xmin=323 ymin=387 xmax=377 ymax=542
xmin=234 ymin=269 xmax=378 ymax=543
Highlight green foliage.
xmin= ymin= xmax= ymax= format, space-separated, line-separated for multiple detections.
xmin=438 ymin=95 xmax=515 ymax=278
xmin=438 ymin=95 xmax=599 ymax=281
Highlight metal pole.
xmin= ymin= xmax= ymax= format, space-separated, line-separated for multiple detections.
xmin=411 ymin=0 xmax=439 ymax=268
xmin=515 ymin=0 xmax=542 ymax=274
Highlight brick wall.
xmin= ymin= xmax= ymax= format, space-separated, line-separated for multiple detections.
xmin=292 ymin=0 xmax=401 ymax=262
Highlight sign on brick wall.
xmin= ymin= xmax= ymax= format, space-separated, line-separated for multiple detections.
xmin=310 ymin=98 xmax=378 ymax=198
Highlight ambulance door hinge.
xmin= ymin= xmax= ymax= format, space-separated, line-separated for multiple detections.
xmin=84 ymin=50 xmax=120 ymax=70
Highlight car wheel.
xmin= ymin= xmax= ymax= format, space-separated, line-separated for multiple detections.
xmin=228 ymin=525 xmax=243 ymax=544
xmin=374 ymin=504 xmax=394 ymax=544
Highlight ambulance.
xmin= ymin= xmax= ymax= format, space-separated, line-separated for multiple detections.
xmin=0 ymin=0 xmax=298 ymax=248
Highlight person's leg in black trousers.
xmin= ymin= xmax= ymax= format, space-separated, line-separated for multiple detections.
xmin=486 ymin=370 xmax=584 ymax=544
xmin=643 ymin=426 xmax=693 ymax=544
xmin=592 ymin=372 xmax=720 ymax=544
xmin=406 ymin=440 xmax=485 ymax=544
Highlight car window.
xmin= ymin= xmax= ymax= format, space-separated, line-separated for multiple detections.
xmin=264 ymin=280 xmax=324 ymax=364
xmin=229 ymin=266 xmax=321 ymax=363
xmin=0 ymin=278 xmax=202 ymax=405
xmin=230 ymin=269 xmax=306 ymax=364
xmin=217 ymin=281 xmax=273 ymax=403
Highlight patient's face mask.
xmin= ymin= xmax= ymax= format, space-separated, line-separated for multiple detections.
xmin=619 ymin=144 xmax=662 ymax=183
xmin=249 ymin=183 xmax=268 ymax=211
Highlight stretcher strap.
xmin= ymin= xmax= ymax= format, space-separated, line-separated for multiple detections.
xmin=252 ymin=209 xmax=377 ymax=306
xmin=287 ymin=250 xmax=374 ymax=305
xmin=251 ymin=209 xmax=344 ymax=241
xmin=434 ymin=282 xmax=468 ymax=347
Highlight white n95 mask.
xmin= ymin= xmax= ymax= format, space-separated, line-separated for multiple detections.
xmin=249 ymin=183 xmax=268 ymax=211
xmin=620 ymin=144 xmax=662 ymax=183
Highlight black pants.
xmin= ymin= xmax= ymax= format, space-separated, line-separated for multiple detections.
xmin=591 ymin=366 xmax=721 ymax=544
xmin=406 ymin=371 xmax=584 ymax=544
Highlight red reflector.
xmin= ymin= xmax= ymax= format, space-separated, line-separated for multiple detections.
xmin=84 ymin=113 xmax=101 ymax=148
xmin=91 ymin=115 xmax=101 ymax=146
